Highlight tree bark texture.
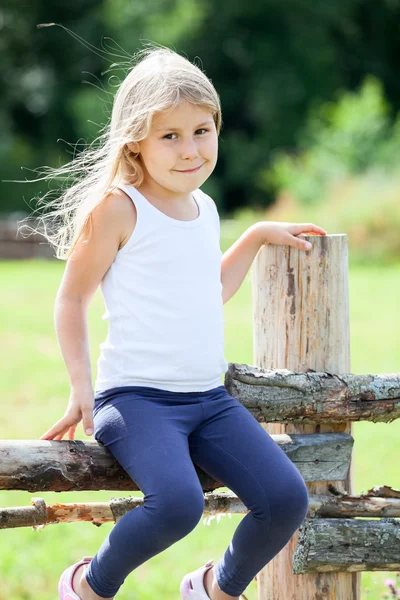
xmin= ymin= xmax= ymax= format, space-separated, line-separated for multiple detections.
xmin=0 ymin=433 xmax=353 ymax=491
xmin=0 ymin=486 xmax=399 ymax=530
xmin=225 ymin=363 xmax=400 ymax=424
xmin=293 ymin=518 xmax=400 ymax=573
xmin=252 ymin=234 xmax=361 ymax=599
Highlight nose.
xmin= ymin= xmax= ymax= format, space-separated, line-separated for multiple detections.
xmin=180 ymin=137 xmax=199 ymax=161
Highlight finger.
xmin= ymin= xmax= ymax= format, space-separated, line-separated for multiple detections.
xmin=40 ymin=429 xmax=62 ymax=440
xmin=81 ymin=409 xmax=94 ymax=436
xmin=68 ymin=424 xmax=77 ymax=441
xmin=291 ymin=235 xmax=313 ymax=251
xmin=39 ymin=429 xmax=56 ymax=440
xmin=42 ymin=431 xmax=64 ymax=441
xmin=298 ymin=231 xmax=326 ymax=236
xmin=306 ymin=224 xmax=327 ymax=234
xmin=39 ymin=418 xmax=76 ymax=441
xmin=292 ymin=223 xmax=327 ymax=235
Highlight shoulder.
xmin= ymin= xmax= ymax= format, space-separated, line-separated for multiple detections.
xmin=98 ymin=186 xmax=137 ymax=249
xmin=197 ymin=188 xmax=218 ymax=212
xmin=102 ymin=186 xmax=137 ymax=217
xmin=197 ymin=188 xmax=220 ymax=223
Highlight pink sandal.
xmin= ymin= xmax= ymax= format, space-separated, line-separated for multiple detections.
xmin=58 ymin=556 xmax=93 ymax=600
xmin=180 ymin=559 xmax=215 ymax=599
xmin=180 ymin=559 xmax=248 ymax=600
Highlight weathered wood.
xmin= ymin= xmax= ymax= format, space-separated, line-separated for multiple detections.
xmin=293 ymin=517 xmax=400 ymax=573
xmin=0 ymin=491 xmax=247 ymax=529
xmin=0 ymin=434 xmax=353 ymax=491
xmin=225 ymin=363 xmax=400 ymax=424
xmin=368 ymin=485 xmax=400 ymax=499
xmin=307 ymin=484 xmax=400 ymax=518
xmin=1 ymin=486 xmax=399 ymax=530
xmin=253 ymin=234 xmax=361 ymax=599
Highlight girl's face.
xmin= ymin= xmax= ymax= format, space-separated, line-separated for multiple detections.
xmin=136 ymin=101 xmax=218 ymax=198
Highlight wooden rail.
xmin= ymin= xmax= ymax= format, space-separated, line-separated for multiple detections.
xmin=0 ymin=431 xmax=353 ymax=492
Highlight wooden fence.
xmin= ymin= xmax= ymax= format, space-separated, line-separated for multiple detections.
xmin=0 ymin=218 xmax=54 ymax=259
xmin=1 ymin=233 xmax=399 ymax=599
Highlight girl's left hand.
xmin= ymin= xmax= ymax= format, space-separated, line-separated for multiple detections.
xmin=256 ymin=221 xmax=327 ymax=251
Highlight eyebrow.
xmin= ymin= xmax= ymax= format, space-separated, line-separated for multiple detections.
xmin=155 ymin=120 xmax=214 ymax=133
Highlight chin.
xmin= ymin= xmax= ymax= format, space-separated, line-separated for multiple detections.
xmin=167 ymin=178 xmax=203 ymax=191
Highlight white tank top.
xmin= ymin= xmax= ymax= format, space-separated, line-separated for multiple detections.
xmin=94 ymin=183 xmax=228 ymax=393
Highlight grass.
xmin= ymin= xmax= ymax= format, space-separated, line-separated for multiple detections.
xmin=0 ymin=252 xmax=399 ymax=600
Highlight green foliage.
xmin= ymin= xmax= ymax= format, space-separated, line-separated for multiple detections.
xmin=253 ymin=76 xmax=400 ymax=264
xmin=255 ymin=168 xmax=400 ymax=265
xmin=102 ymin=0 xmax=209 ymax=46
xmin=264 ymin=76 xmax=400 ymax=206
xmin=4 ymin=0 xmax=400 ymax=215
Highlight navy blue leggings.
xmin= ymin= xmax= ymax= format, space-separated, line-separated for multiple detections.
xmin=85 ymin=384 xmax=309 ymax=597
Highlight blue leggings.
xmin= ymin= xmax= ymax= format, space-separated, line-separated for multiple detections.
xmin=85 ymin=384 xmax=309 ymax=597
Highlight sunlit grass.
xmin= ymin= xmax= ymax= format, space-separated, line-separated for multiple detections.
xmin=0 ymin=248 xmax=399 ymax=599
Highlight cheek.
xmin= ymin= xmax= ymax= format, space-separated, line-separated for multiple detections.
xmin=146 ymin=146 xmax=173 ymax=169
xmin=206 ymin=141 xmax=218 ymax=164
xmin=206 ymin=136 xmax=218 ymax=156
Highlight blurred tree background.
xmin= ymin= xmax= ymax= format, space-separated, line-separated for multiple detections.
xmin=1 ymin=0 xmax=400 ymax=262
xmin=1 ymin=5 xmax=400 ymax=599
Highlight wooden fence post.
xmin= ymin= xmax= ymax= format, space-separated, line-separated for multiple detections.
xmin=252 ymin=233 xmax=360 ymax=599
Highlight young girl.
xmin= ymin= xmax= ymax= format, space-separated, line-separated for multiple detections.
xmin=37 ymin=46 xmax=327 ymax=600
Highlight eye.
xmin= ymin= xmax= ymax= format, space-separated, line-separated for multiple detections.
xmin=162 ymin=128 xmax=209 ymax=140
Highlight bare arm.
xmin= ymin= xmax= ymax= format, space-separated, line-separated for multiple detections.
xmin=54 ymin=296 xmax=93 ymax=388
xmin=221 ymin=224 xmax=261 ymax=304
xmin=204 ymin=194 xmax=265 ymax=305
xmin=40 ymin=189 xmax=136 ymax=440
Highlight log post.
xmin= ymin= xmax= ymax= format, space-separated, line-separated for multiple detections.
xmin=252 ymin=233 xmax=360 ymax=599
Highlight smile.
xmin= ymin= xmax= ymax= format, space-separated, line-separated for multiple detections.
xmin=174 ymin=164 xmax=204 ymax=173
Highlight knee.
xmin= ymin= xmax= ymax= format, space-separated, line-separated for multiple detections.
xmin=153 ymin=486 xmax=205 ymax=536
xmin=291 ymin=478 xmax=309 ymax=526
xmin=271 ymin=476 xmax=309 ymax=533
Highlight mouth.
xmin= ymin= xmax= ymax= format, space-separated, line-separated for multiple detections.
xmin=174 ymin=163 xmax=204 ymax=173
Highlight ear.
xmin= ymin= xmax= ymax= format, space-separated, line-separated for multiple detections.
xmin=126 ymin=142 xmax=140 ymax=155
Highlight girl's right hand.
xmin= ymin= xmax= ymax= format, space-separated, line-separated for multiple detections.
xmin=39 ymin=383 xmax=95 ymax=441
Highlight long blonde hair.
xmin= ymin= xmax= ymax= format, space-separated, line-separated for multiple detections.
xmin=20 ymin=43 xmax=222 ymax=260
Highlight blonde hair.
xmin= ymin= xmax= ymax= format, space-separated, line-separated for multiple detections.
xmin=20 ymin=44 xmax=222 ymax=260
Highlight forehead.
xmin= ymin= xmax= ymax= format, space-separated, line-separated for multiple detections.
xmin=152 ymin=102 xmax=214 ymax=130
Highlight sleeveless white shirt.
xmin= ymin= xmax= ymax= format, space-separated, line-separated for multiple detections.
xmin=94 ymin=184 xmax=228 ymax=393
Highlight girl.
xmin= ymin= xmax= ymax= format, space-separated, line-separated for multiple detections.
xmin=37 ymin=46 xmax=327 ymax=600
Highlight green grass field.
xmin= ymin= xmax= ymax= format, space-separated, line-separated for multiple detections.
xmin=0 ymin=256 xmax=399 ymax=600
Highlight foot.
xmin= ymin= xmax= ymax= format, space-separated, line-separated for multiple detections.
xmin=203 ymin=566 xmax=239 ymax=600
xmin=72 ymin=564 xmax=114 ymax=600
